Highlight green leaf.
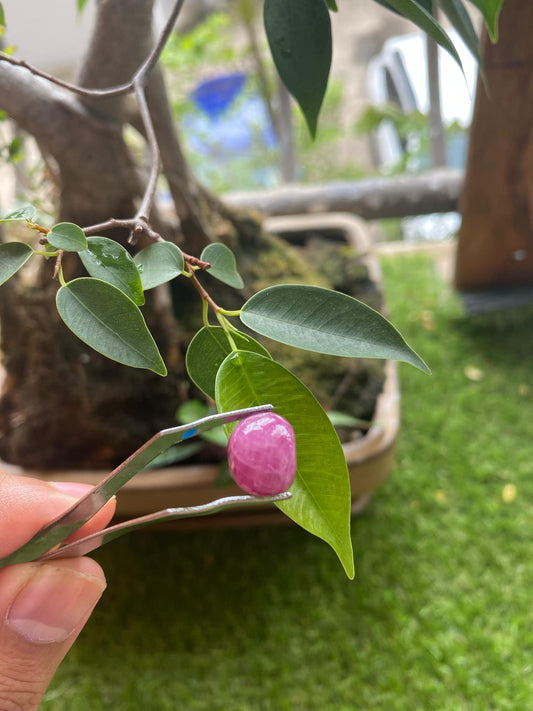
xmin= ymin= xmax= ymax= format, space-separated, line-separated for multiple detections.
xmin=77 ymin=0 xmax=89 ymax=13
xmin=264 ymin=0 xmax=332 ymax=138
xmin=176 ymin=400 xmax=228 ymax=447
xmin=0 ymin=205 xmax=35 ymax=222
xmin=186 ymin=326 xmax=271 ymax=400
xmin=214 ymin=460 xmax=234 ymax=488
xmin=176 ymin=398 xmax=210 ymax=424
xmin=202 ymin=427 xmax=228 ymax=448
xmin=215 ymin=350 xmax=354 ymax=579
xmin=56 ymin=277 xmax=167 ymax=376
xmin=372 ymin=0 xmax=402 ymax=15
xmin=0 ymin=3 xmax=5 ymax=27
xmin=240 ymin=284 xmax=429 ymax=372
xmin=375 ymin=0 xmax=463 ymax=69
xmin=7 ymin=135 xmax=24 ymax=162
xmin=133 ymin=241 xmax=184 ymax=290
xmin=374 ymin=0 xmax=431 ymax=10
xmin=79 ymin=237 xmax=144 ymax=306
xmin=325 ymin=0 xmax=338 ymax=10
xmin=201 ymin=243 xmax=244 ymax=289
xmin=0 ymin=242 xmax=33 ymax=285
xmin=327 ymin=411 xmax=372 ymax=428
xmin=144 ymin=442 xmax=202 ymax=469
xmin=48 ymin=222 xmax=88 ymax=252
xmin=439 ymin=0 xmax=481 ymax=62
xmin=467 ymin=0 xmax=503 ymax=41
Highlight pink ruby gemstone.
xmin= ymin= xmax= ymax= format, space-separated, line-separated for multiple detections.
xmin=228 ymin=413 xmax=297 ymax=496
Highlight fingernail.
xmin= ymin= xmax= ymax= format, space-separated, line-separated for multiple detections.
xmin=7 ymin=564 xmax=106 ymax=644
xmin=48 ymin=481 xmax=94 ymax=498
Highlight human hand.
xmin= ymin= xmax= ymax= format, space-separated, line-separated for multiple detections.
xmin=0 ymin=471 xmax=116 ymax=710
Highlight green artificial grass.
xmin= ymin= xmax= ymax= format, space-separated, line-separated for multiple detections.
xmin=43 ymin=251 xmax=533 ymax=710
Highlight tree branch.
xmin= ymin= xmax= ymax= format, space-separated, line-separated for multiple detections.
xmin=1 ymin=0 xmax=189 ymax=231
xmin=0 ymin=0 xmax=186 ymax=102
xmin=81 ymin=217 xmax=210 ymax=270
xmin=0 ymin=52 xmax=132 ymax=99
xmin=144 ymin=65 xmax=213 ymax=251
xmin=134 ymin=80 xmax=160 ymax=221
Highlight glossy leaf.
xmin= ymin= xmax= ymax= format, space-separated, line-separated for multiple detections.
xmin=327 ymin=411 xmax=372 ymax=428
xmin=241 ymin=284 xmax=429 ymax=372
xmin=48 ymin=222 xmax=88 ymax=252
xmin=215 ymin=350 xmax=354 ymax=579
xmin=264 ymin=0 xmax=332 ymax=138
xmin=56 ymin=277 xmax=167 ymax=375
xmin=0 ymin=242 xmax=33 ymax=285
xmin=439 ymin=0 xmax=481 ymax=62
xmin=133 ymin=241 xmax=184 ymax=290
xmin=374 ymin=0 xmax=463 ymax=68
xmin=467 ymin=0 xmax=503 ymax=41
xmin=186 ymin=325 xmax=271 ymax=400
xmin=0 ymin=205 xmax=35 ymax=222
xmin=201 ymin=243 xmax=244 ymax=289
xmin=80 ymin=237 xmax=144 ymax=306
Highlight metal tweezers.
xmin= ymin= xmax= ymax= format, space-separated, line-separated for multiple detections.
xmin=0 ymin=404 xmax=291 ymax=569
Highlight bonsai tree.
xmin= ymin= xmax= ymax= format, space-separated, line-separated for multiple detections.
xmin=0 ymin=0 xmax=501 ymax=577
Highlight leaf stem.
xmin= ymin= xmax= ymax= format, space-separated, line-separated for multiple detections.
xmin=56 ymin=263 xmax=67 ymax=287
xmin=32 ymin=249 xmax=59 ymax=257
xmin=188 ymin=268 xmax=220 ymax=314
xmin=202 ymin=298 xmax=209 ymax=328
xmin=187 ymin=266 xmax=240 ymax=351
xmin=225 ymin=320 xmax=245 ymax=336
xmin=216 ymin=312 xmax=238 ymax=352
xmin=27 ymin=220 xmax=49 ymax=235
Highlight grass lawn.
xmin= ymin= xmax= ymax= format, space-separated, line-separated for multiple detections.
xmin=43 ymin=250 xmax=533 ymax=710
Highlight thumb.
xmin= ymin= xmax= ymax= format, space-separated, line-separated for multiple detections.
xmin=0 ymin=556 xmax=106 ymax=711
